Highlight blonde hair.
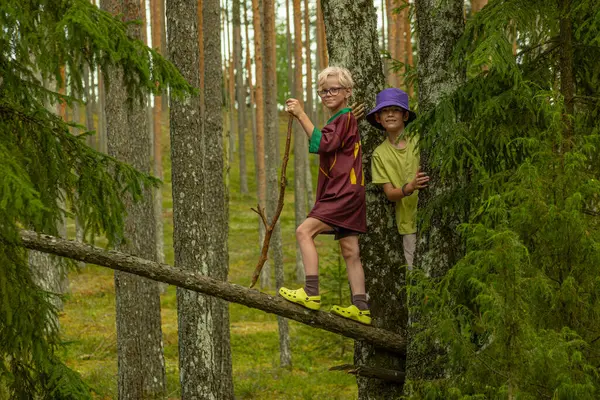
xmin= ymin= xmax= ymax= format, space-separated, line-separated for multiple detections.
xmin=317 ymin=66 xmax=354 ymax=89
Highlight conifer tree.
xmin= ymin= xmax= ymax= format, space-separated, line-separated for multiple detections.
xmin=99 ymin=0 xmax=167 ymax=396
xmin=407 ymin=0 xmax=600 ymax=397
xmin=0 ymin=0 xmax=191 ymax=397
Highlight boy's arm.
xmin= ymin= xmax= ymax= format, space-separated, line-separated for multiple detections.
xmin=382 ymin=183 xmax=412 ymax=202
xmin=372 ymin=154 xmax=429 ymax=202
xmin=381 ymin=170 xmax=430 ymax=202
xmin=295 ymin=111 xmax=315 ymax=139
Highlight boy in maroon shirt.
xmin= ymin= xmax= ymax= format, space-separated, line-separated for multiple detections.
xmin=279 ymin=67 xmax=370 ymax=325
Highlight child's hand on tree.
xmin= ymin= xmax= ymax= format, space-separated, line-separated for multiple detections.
xmin=406 ymin=168 xmax=430 ymax=194
xmin=285 ymin=98 xmax=304 ymax=118
xmin=350 ymin=102 xmax=366 ymax=120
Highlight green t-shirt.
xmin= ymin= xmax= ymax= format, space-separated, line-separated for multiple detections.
xmin=371 ymin=136 xmax=420 ymax=235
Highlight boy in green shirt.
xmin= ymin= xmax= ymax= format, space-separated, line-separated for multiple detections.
xmin=367 ymin=88 xmax=429 ymax=268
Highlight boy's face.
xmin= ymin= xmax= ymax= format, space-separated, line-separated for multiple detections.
xmin=317 ymin=76 xmax=351 ymax=112
xmin=375 ymin=106 xmax=408 ymax=133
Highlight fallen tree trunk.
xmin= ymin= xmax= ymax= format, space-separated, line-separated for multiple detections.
xmin=329 ymin=364 xmax=405 ymax=384
xmin=19 ymin=230 xmax=406 ymax=355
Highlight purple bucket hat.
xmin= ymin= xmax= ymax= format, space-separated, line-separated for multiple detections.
xmin=366 ymin=88 xmax=417 ymax=131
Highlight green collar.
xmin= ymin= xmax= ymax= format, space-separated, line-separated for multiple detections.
xmin=327 ymin=107 xmax=352 ymax=125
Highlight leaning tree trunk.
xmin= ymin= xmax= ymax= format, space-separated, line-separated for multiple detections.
xmin=321 ymin=1 xmax=406 ymax=398
xmin=100 ymin=0 xmax=167 ymax=398
xmin=264 ymin=0 xmax=292 ymax=368
xmin=406 ymin=0 xmax=465 ymax=389
xmin=167 ymin=0 xmax=234 ymax=398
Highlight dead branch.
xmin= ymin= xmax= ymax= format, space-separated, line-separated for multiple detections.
xmin=329 ymin=364 xmax=405 ymax=384
xmin=18 ymin=230 xmax=406 ymax=354
xmin=250 ymin=115 xmax=293 ymax=288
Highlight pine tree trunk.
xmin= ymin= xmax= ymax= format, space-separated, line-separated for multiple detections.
xmin=292 ymin=0 xmax=307 ymax=285
xmin=316 ymin=0 xmax=328 ymax=69
xmin=167 ymin=0 xmax=234 ymax=397
xmin=264 ymin=0 xmax=292 ymax=368
xmin=233 ymin=0 xmax=248 ymax=195
xmin=244 ymin=0 xmax=258 ymax=186
xmin=100 ymin=0 xmax=167 ymax=397
xmin=404 ymin=2 xmax=414 ymax=96
xmin=407 ymin=0 xmax=465 ymax=387
xmin=321 ymin=1 xmax=406 ymax=398
xmin=314 ymin=0 xmax=322 ymax=128
xmin=286 ymin=0 xmax=293 ymax=99
xmin=380 ymin=0 xmax=385 ymax=50
xmin=226 ymin=0 xmax=236 ymax=165
xmin=303 ymin=0 xmax=314 ymax=207
xmin=151 ymin=0 xmax=165 ymax=264
xmin=83 ymin=63 xmax=96 ymax=149
xmin=251 ymin=0 xmax=270 ymax=289
xmin=97 ymin=73 xmax=107 ymax=153
xmin=558 ymin=0 xmax=574 ymax=142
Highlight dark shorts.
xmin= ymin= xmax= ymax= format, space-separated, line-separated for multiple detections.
xmin=322 ymin=224 xmax=360 ymax=241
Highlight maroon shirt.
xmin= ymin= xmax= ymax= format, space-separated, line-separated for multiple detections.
xmin=307 ymin=108 xmax=367 ymax=233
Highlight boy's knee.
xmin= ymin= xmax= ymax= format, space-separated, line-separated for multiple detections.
xmin=340 ymin=241 xmax=359 ymax=260
xmin=296 ymin=225 xmax=309 ymax=241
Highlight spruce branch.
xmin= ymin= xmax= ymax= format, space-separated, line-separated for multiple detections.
xmin=250 ymin=116 xmax=293 ymax=288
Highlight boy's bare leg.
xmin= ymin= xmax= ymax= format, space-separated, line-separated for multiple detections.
xmin=296 ymin=217 xmax=333 ymax=276
xmin=339 ymin=235 xmax=366 ymax=297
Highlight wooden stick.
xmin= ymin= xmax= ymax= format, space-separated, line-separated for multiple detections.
xmin=18 ymin=230 xmax=407 ymax=354
xmin=329 ymin=364 xmax=405 ymax=384
xmin=250 ymin=115 xmax=293 ymax=288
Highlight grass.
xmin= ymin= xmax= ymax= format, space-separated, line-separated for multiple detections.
xmin=58 ymin=112 xmax=357 ymax=399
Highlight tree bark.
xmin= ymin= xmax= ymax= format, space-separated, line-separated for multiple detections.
xmin=167 ymin=0 xmax=234 ymax=397
xmin=558 ymin=0 xmax=574 ymax=144
xmin=151 ymin=0 xmax=165 ymax=264
xmin=286 ymin=0 xmax=293 ymax=99
xmin=251 ymin=0 xmax=270 ymax=289
xmin=100 ymin=0 xmax=167 ymax=397
xmin=321 ymin=1 xmax=406 ymax=398
xmin=404 ymin=2 xmax=414 ymax=96
xmin=233 ymin=0 xmax=248 ymax=195
xmin=408 ymin=0 xmax=465 ymax=388
xmin=243 ymin=0 xmax=258 ymax=191
xmin=97 ymin=72 xmax=107 ymax=153
xmin=226 ymin=1 xmax=236 ymax=166
xmin=303 ymin=0 xmax=314 ymax=208
xmin=19 ymin=230 xmax=407 ymax=355
xmin=264 ymin=0 xmax=292 ymax=368
xmin=83 ymin=63 xmax=96 ymax=149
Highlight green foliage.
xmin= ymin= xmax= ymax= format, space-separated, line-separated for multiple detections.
xmin=0 ymin=0 xmax=193 ymax=397
xmin=407 ymin=0 xmax=600 ymax=398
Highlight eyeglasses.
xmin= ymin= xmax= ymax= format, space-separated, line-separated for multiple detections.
xmin=317 ymin=87 xmax=345 ymax=98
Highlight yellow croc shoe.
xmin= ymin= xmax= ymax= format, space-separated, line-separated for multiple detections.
xmin=331 ymin=304 xmax=372 ymax=325
xmin=279 ymin=287 xmax=321 ymax=310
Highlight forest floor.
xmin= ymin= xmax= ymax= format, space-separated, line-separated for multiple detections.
xmin=58 ymin=113 xmax=358 ymax=399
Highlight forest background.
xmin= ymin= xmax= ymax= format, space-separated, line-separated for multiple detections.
xmin=2 ymin=0 xmax=599 ymax=399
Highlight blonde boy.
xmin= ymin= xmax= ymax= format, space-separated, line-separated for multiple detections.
xmin=279 ymin=67 xmax=370 ymax=325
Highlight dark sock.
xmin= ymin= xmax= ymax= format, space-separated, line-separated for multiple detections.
xmin=352 ymin=294 xmax=369 ymax=311
xmin=304 ymin=275 xmax=319 ymax=296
